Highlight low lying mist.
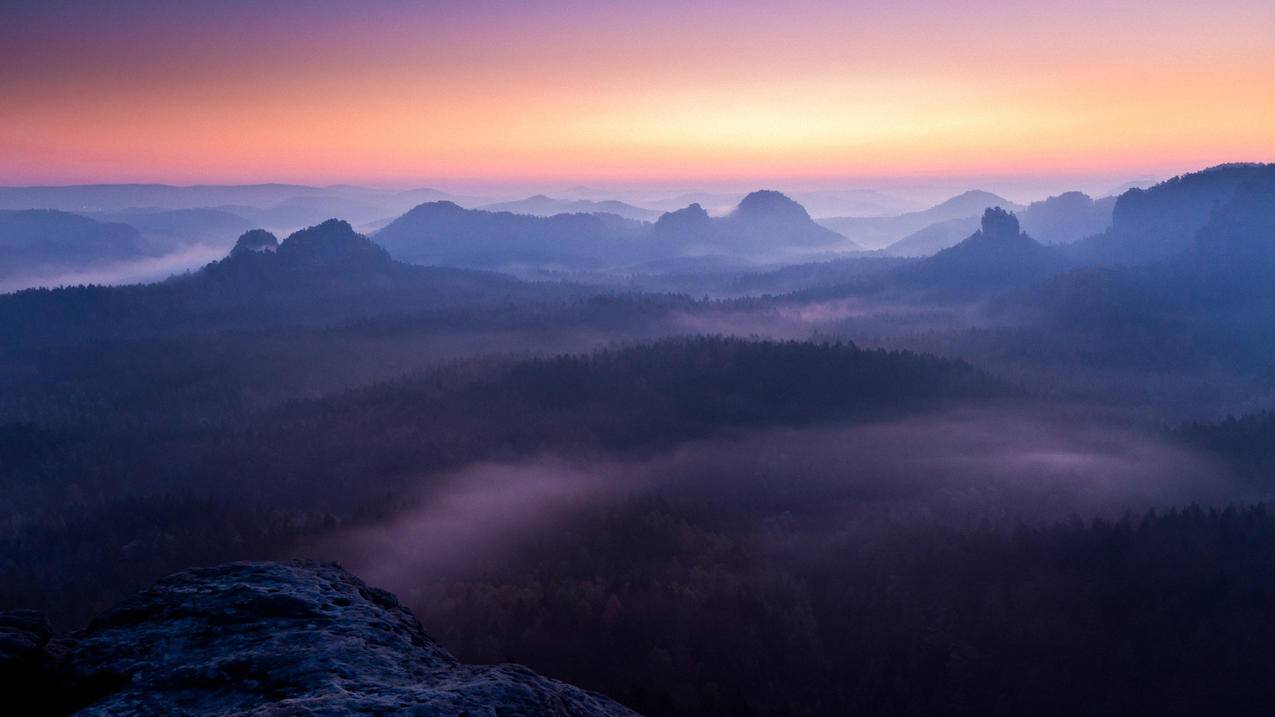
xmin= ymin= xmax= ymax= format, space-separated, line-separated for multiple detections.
xmin=0 ymin=244 xmax=226 ymax=292
xmin=307 ymin=405 xmax=1239 ymax=599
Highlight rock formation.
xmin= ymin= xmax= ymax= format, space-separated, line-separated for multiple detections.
xmin=0 ymin=560 xmax=637 ymax=716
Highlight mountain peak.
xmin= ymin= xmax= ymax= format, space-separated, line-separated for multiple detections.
xmin=980 ymin=206 xmax=1021 ymax=240
xmin=932 ymin=190 xmax=1017 ymax=214
xmin=277 ymin=219 xmax=391 ymax=267
xmin=408 ymin=200 xmax=467 ymax=216
xmin=230 ymin=228 xmax=278 ymax=256
xmin=658 ymin=202 xmax=710 ymax=222
xmin=653 ymin=202 xmax=713 ymax=240
xmin=735 ymin=190 xmax=811 ymax=220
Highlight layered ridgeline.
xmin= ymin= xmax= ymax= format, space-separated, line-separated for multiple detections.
xmin=888 ymin=207 xmax=1071 ymax=299
xmin=799 ymin=207 xmax=1073 ymax=302
xmin=817 ymin=190 xmax=1022 ymax=251
xmin=0 ymin=210 xmax=150 ymax=283
xmin=0 ymin=561 xmax=634 ymax=716
xmin=0 ymin=183 xmax=471 ymax=235
xmin=85 ymin=207 xmax=255 ymax=249
xmin=1026 ymin=168 xmax=1275 ymax=369
xmin=374 ymin=190 xmax=855 ymax=270
xmin=0 ymin=220 xmax=582 ymax=348
xmin=1068 ymin=163 xmax=1275 ymax=265
xmin=476 ymin=194 xmax=661 ymax=222
xmin=884 ymin=191 xmax=1115 ymax=257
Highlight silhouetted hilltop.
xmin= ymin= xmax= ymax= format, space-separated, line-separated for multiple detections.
xmin=1191 ymin=171 xmax=1275 ymax=291
xmin=200 ymin=219 xmax=400 ymax=284
xmin=1019 ymin=191 xmax=1114 ymax=245
xmin=812 ymin=208 xmax=1069 ymax=301
xmin=1028 ymin=174 xmax=1275 ymax=368
xmin=712 ymin=190 xmax=853 ymax=253
xmin=1070 ymin=163 xmax=1275 ymax=264
xmin=930 ymin=190 xmax=1021 ymax=218
xmin=734 ymin=189 xmax=810 ymax=219
xmin=276 ymin=218 xmax=392 ymax=267
xmin=647 ymin=190 xmax=854 ymax=256
xmin=377 ymin=192 xmax=852 ymax=270
xmin=652 ymin=202 xmax=712 ymax=237
xmin=884 ymin=191 xmax=1115 ymax=257
xmin=230 ymin=228 xmax=278 ymax=255
xmin=916 ymin=207 xmax=1065 ymax=290
xmin=0 ymin=220 xmax=582 ymax=348
xmin=375 ymin=201 xmax=651 ymax=270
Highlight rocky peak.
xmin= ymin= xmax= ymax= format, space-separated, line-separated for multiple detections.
xmin=979 ymin=207 xmax=1022 ymax=241
xmin=1 ymin=561 xmax=635 ymax=716
xmin=653 ymin=202 xmax=712 ymax=236
xmin=276 ymin=219 xmax=392 ymax=268
xmin=229 ymin=229 xmax=278 ymax=256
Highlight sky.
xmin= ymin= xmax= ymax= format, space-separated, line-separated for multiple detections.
xmin=1 ymin=0 xmax=1273 ymax=188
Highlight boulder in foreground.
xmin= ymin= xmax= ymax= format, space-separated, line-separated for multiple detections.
xmin=3 ymin=560 xmax=637 ymax=716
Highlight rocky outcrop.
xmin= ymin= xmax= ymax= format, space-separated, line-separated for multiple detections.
xmin=1 ymin=561 xmax=636 ymax=716
xmin=229 ymin=229 xmax=278 ymax=256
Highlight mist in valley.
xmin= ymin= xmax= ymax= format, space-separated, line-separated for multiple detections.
xmin=314 ymin=406 xmax=1239 ymax=594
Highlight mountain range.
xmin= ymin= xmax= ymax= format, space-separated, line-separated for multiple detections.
xmin=884 ymin=191 xmax=1115 ymax=257
xmin=375 ymin=190 xmax=855 ymax=271
xmin=0 ymin=220 xmax=581 ymax=348
xmin=0 ymin=210 xmax=149 ymax=282
xmin=477 ymin=195 xmax=661 ymax=222
xmin=1068 ymin=163 xmax=1275 ymax=265
xmin=818 ymin=190 xmax=1023 ymax=250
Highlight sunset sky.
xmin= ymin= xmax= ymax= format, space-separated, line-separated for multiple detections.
xmin=2 ymin=0 xmax=1273 ymax=187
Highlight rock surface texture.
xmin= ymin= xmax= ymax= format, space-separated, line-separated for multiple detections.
xmin=1 ymin=560 xmax=637 ymax=716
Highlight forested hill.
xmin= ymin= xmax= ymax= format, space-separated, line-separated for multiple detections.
xmin=1 ymin=337 xmax=1001 ymax=627
xmin=0 ymin=220 xmax=584 ymax=348
xmin=150 ymin=337 xmax=1004 ymax=506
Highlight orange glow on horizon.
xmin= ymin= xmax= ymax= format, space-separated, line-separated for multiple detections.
xmin=2 ymin=0 xmax=1272 ymax=185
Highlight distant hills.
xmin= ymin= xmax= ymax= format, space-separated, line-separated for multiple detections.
xmin=7 ymin=163 xmax=1264 ymax=302
xmin=654 ymin=190 xmax=854 ymax=257
xmin=1069 ymin=163 xmax=1275 ymax=265
xmin=841 ymin=164 xmax=1267 ymax=261
xmin=1025 ymin=166 xmax=1275 ymax=368
xmin=819 ymin=190 xmax=1022 ymax=250
xmin=866 ymin=207 xmax=1070 ymax=300
xmin=86 ymin=207 xmax=255 ymax=249
xmin=0 ymin=209 xmax=150 ymax=282
xmin=0 ymin=183 xmax=473 ymax=236
xmin=477 ymin=195 xmax=661 ymax=222
xmin=1018 ymin=191 xmax=1115 ymax=246
xmin=638 ymin=188 xmax=919 ymax=217
xmin=375 ymin=202 xmax=652 ymax=270
xmin=0 ymin=183 xmax=337 ymax=212
xmin=376 ymin=190 xmax=856 ymax=271
xmin=0 ymin=220 xmax=581 ymax=348
xmin=885 ymin=191 xmax=1114 ymax=257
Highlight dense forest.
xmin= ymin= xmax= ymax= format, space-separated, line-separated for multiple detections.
xmin=3 ymin=163 xmax=1275 ymax=714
